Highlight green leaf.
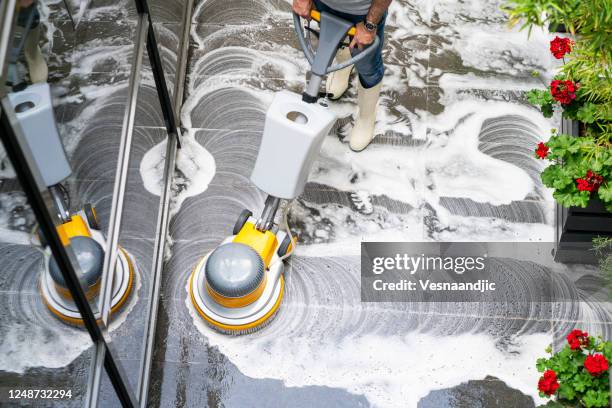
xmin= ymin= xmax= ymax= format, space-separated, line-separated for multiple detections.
xmin=541 ymin=165 xmax=564 ymax=188
xmin=527 ymin=88 xmax=555 ymax=116
xmin=558 ymin=382 xmax=576 ymax=400
xmin=605 ymin=342 xmax=612 ymax=361
xmin=554 ymin=190 xmax=590 ymax=208
xmin=540 ymin=164 xmax=575 ymax=190
xmin=598 ymin=184 xmax=612 ymax=204
xmin=547 ymin=134 xmax=581 ymax=156
xmin=583 ymin=388 xmax=610 ymax=407
xmin=537 ymin=357 xmax=549 ymax=372
xmin=576 ymin=102 xmax=599 ymax=124
xmin=590 ymin=158 xmax=603 ymax=173
xmin=541 ymin=103 xmax=554 ymax=118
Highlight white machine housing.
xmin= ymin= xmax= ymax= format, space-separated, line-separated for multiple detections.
xmin=250 ymin=90 xmax=336 ymax=199
xmin=8 ymin=83 xmax=71 ymax=187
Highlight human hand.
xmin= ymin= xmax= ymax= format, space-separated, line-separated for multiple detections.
xmin=292 ymin=0 xmax=313 ymax=20
xmin=349 ymin=22 xmax=376 ymax=50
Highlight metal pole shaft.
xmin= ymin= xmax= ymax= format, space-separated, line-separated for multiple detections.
xmin=49 ymin=184 xmax=70 ymax=222
xmin=256 ymin=195 xmax=281 ymax=232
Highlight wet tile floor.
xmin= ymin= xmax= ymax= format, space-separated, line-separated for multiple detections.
xmin=0 ymin=0 xmax=610 ymax=407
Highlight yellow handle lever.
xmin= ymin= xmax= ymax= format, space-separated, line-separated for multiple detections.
xmin=309 ymin=10 xmax=357 ymax=37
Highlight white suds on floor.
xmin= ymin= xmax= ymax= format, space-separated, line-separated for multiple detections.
xmin=140 ymin=131 xmax=216 ymax=216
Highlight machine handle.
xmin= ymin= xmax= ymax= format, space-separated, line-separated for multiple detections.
xmin=292 ymin=11 xmax=381 ymax=74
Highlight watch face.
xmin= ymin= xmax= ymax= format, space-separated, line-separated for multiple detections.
xmin=365 ymin=22 xmax=376 ymax=31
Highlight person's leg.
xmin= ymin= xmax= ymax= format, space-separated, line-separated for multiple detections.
xmin=313 ymin=1 xmax=363 ymax=99
xmin=19 ymin=4 xmax=47 ymax=84
xmin=349 ymin=13 xmax=386 ymax=151
xmin=325 ymin=46 xmax=352 ymax=99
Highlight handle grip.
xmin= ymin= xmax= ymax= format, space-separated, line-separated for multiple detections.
xmin=293 ymin=11 xmax=380 ymax=74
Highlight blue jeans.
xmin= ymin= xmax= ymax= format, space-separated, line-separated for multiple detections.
xmin=313 ymin=0 xmax=386 ymax=88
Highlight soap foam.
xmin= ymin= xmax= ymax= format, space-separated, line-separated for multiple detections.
xmin=139 ymin=130 xmax=216 ymax=217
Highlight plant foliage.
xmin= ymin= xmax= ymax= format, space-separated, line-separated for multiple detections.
xmin=504 ymin=0 xmax=612 ymax=211
xmin=536 ymin=331 xmax=611 ymax=407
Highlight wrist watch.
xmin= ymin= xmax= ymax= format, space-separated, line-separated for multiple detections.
xmin=364 ymin=19 xmax=378 ymax=32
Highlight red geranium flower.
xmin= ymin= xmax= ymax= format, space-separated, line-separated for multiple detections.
xmin=535 ymin=142 xmax=549 ymax=159
xmin=538 ymin=370 xmax=560 ymax=395
xmin=584 ymin=354 xmax=609 ymax=376
xmin=550 ymin=36 xmax=572 ymax=59
xmin=550 ymin=80 xmax=577 ymax=105
xmin=566 ymin=329 xmax=589 ymax=350
xmin=576 ymin=170 xmax=604 ymax=193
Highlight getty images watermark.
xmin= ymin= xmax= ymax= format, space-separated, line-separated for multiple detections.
xmin=360 ymin=242 xmax=592 ymax=303
xmin=371 ymin=252 xmax=494 ymax=293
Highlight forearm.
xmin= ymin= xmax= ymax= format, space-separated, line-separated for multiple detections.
xmin=366 ymin=0 xmax=391 ymax=23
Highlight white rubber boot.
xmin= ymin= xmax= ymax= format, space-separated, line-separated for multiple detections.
xmin=349 ymin=81 xmax=381 ymax=152
xmin=24 ymin=25 xmax=48 ymax=84
xmin=325 ymin=46 xmax=352 ymax=100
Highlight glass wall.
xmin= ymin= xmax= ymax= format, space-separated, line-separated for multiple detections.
xmin=0 ymin=0 xmax=180 ymax=405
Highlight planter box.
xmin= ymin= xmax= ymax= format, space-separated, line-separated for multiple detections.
xmin=554 ymin=118 xmax=612 ymax=264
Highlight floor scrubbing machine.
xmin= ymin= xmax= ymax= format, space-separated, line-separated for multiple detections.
xmin=5 ymin=1 xmax=134 ymax=325
xmin=8 ymin=84 xmax=134 ymax=326
xmin=189 ymin=10 xmax=379 ymax=334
